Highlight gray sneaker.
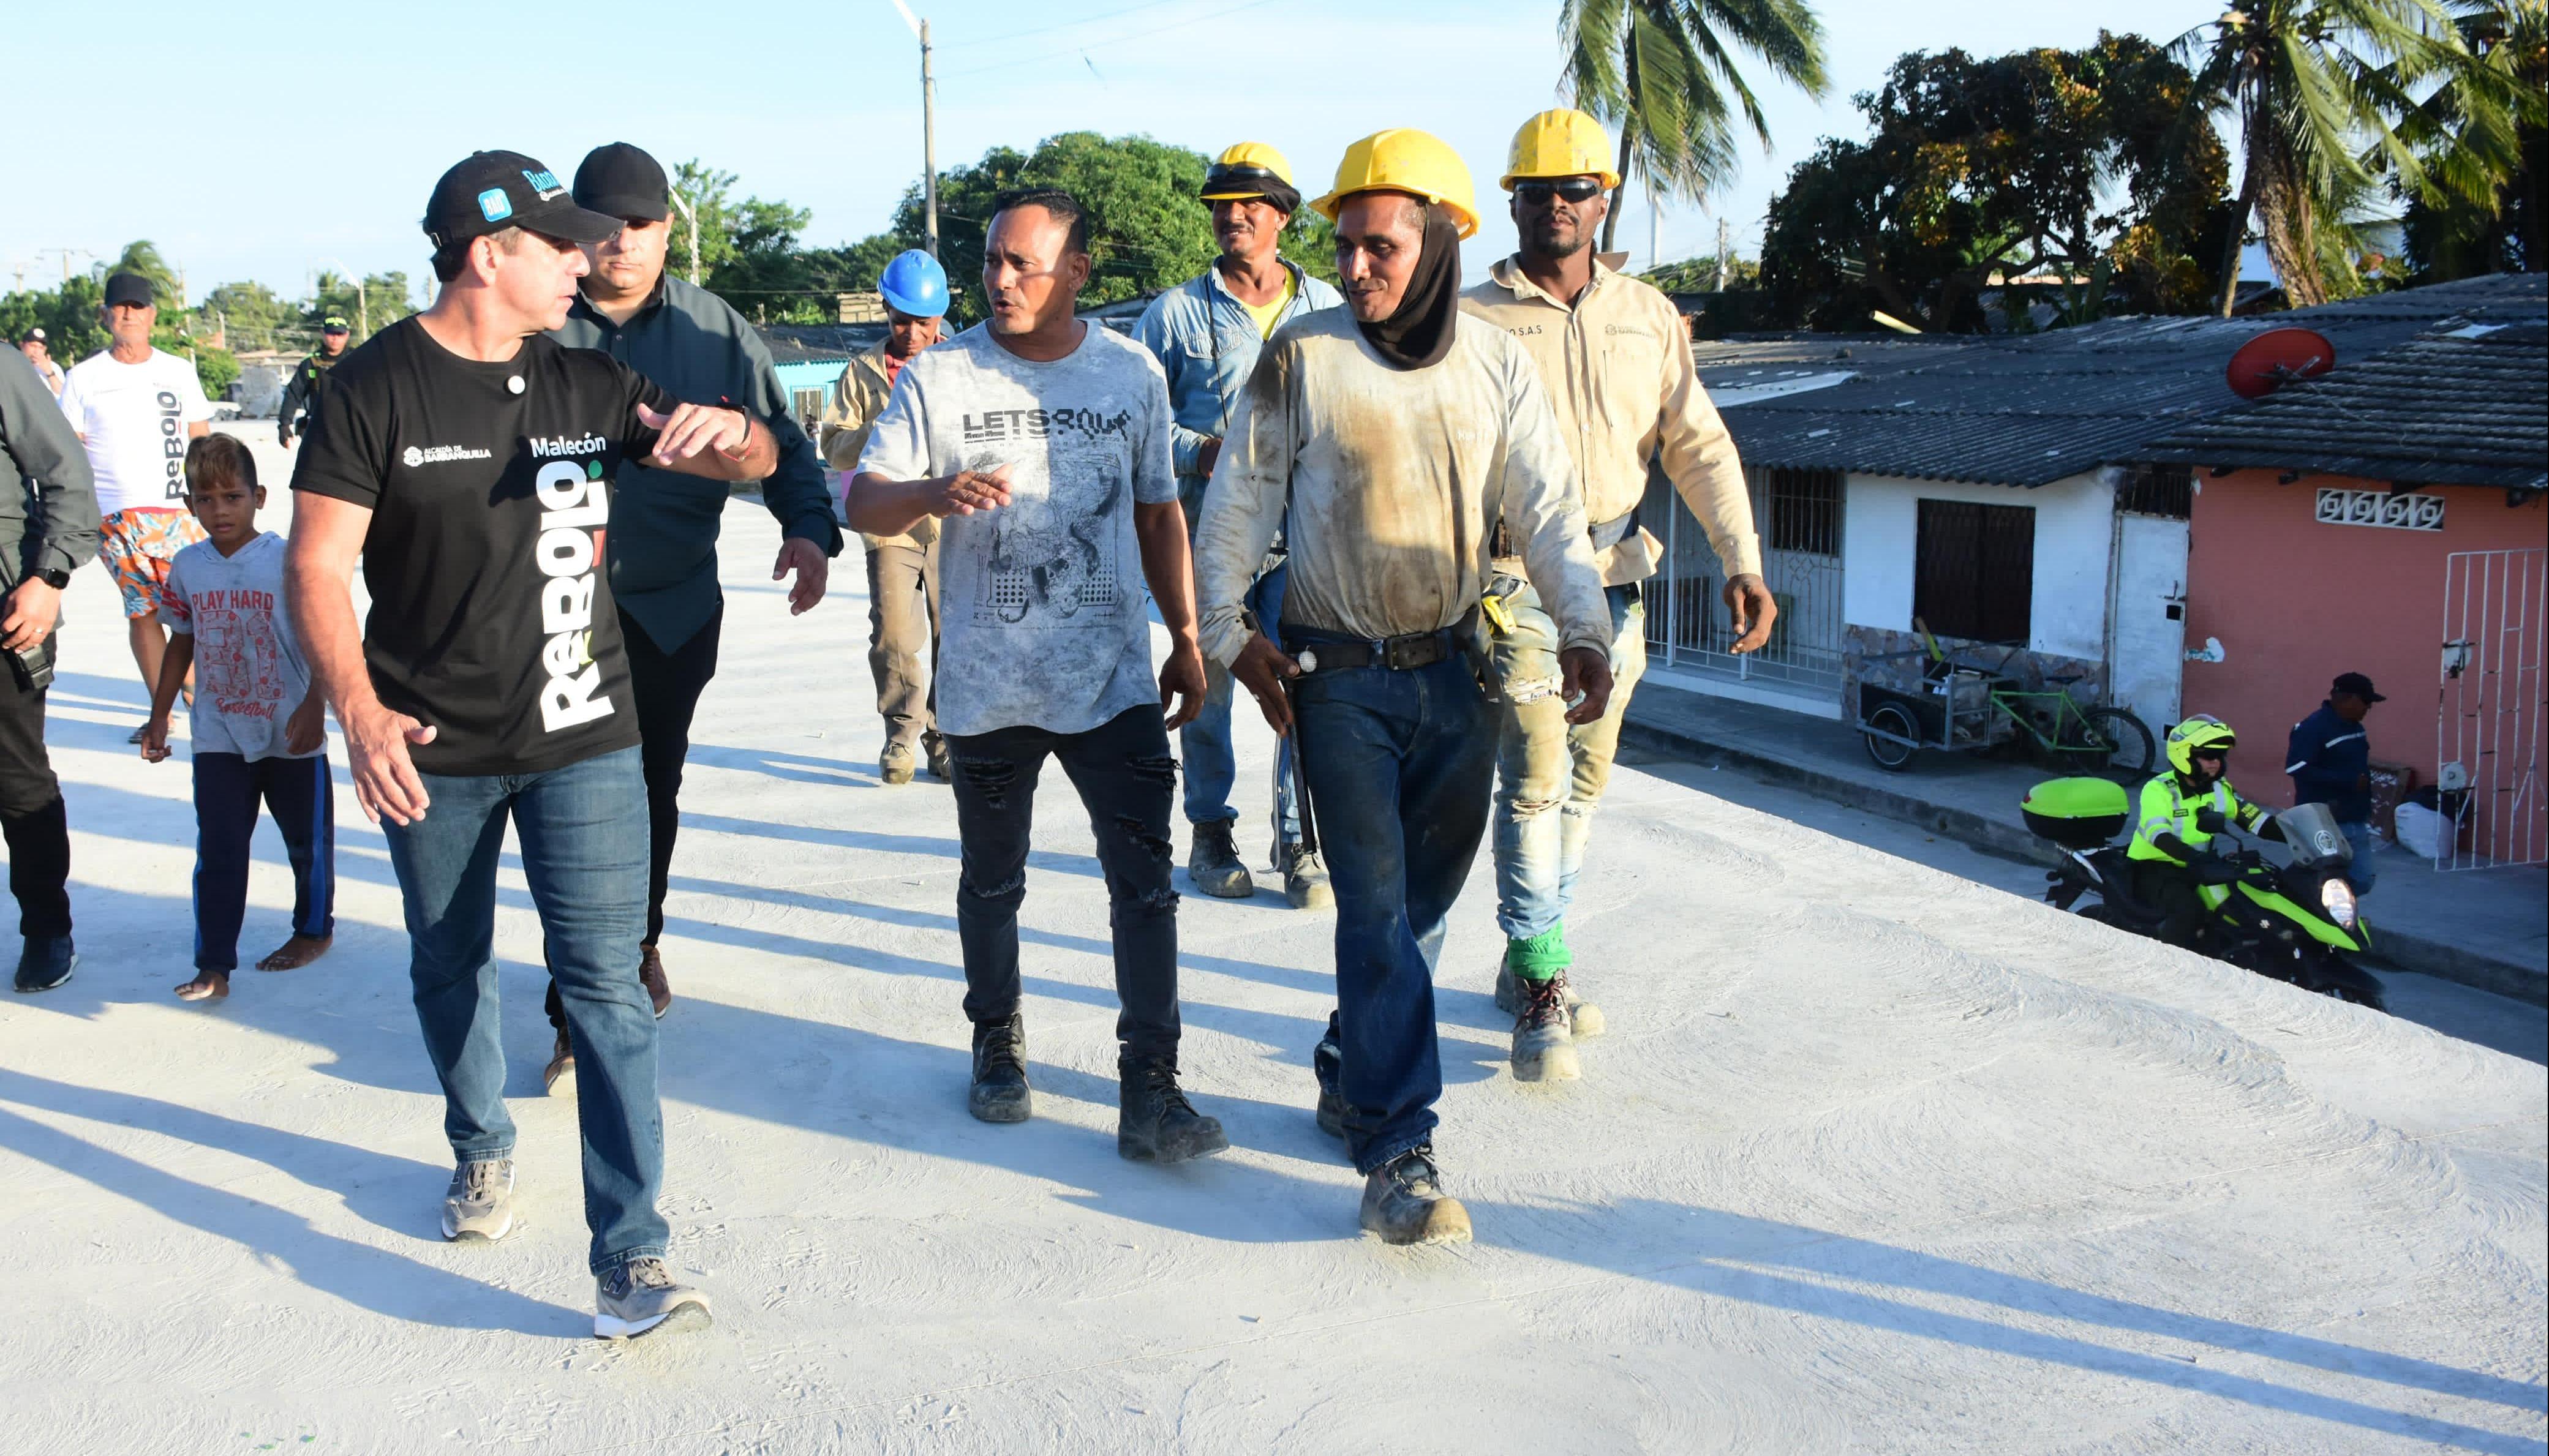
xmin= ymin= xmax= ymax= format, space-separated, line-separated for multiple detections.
xmin=440 ymin=1158 xmax=515 ymax=1242
xmin=595 ymin=1256 xmax=712 ymax=1340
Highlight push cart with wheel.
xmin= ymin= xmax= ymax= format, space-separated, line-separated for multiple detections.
xmin=1856 ymin=620 xmax=2155 ymax=780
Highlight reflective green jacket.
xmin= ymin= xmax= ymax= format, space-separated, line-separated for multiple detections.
xmin=2126 ymin=772 xmax=2272 ymax=863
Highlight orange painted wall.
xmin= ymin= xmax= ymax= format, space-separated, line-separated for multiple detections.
xmin=2182 ymin=471 xmax=2547 ymax=841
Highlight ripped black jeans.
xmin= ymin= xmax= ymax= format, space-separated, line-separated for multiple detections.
xmin=946 ymin=703 xmax=1183 ymax=1063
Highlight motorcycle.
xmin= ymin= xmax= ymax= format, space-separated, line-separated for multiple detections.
xmin=2020 ymin=778 xmax=2387 ymax=1011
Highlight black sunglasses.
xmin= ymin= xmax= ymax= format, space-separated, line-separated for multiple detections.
xmin=1515 ymin=178 xmax=1605 ymax=206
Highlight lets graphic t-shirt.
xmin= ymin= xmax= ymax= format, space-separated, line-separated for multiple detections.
xmin=158 ymin=532 xmax=317 ymax=762
xmin=56 ymin=348 xmax=214 ymax=516
xmin=857 ymin=323 xmax=1177 ymax=738
xmin=291 ymin=318 xmax=668 ymax=776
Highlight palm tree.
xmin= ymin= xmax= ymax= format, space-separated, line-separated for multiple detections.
xmin=1561 ymin=0 xmax=1830 ymax=256
xmin=2392 ymin=1 xmax=2545 ymax=272
xmin=2173 ymin=0 xmax=2468 ymax=313
xmin=108 ymin=240 xmax=184 ymax=308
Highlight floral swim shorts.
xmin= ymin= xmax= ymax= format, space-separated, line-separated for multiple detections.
xmin=99 ymin=508 xmax=208 ymax=620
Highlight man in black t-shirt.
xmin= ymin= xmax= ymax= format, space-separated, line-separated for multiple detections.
xmin=287 ymin=151 xmax=777 ymax=1342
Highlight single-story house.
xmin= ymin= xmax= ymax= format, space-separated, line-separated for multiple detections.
xmin=2130 ymin=299 xmax=2547 ymax=867
xmin=1638 ymin=273 xmax=2546 ymax=747
xmin=758 ymin=323 xmax=883 ymax=436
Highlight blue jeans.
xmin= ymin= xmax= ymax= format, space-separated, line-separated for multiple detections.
xmin=2340 ymin=820 xmax=2378 ymax=895
xmin=1181 ymin=531 xmax=1300 ymax=845
xmin=1489 ymin=580 xmax=1646 ymax=947
xmin=192 ymin=751 xmax=334 ymax=972
xmin=380 ymin=745 xmax=665 ymax=1275
xmin=1289 ymin=644 xmax=1494 ymax=1174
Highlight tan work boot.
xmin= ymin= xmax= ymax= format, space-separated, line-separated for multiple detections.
xmin=1359 ymin=1146 xmax=1472 ymax=1246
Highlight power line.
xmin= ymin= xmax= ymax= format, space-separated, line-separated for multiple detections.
xmin=943 ymin=0 xmax=1285 ymax=77
xmin=935 ymin=0 xmax=1193 ymax=50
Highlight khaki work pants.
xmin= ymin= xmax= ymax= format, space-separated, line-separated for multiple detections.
xmin=867 ymin=536 xmax=941 ymax=751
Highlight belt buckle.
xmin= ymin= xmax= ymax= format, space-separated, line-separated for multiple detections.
xmin=1369 ymin=637 xmax=1403 ymax=670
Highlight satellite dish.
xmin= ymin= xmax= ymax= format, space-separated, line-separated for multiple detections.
xmin=2226 ymin=328 xmax=2337 ymax=399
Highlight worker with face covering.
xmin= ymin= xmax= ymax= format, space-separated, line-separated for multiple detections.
xmin=1193 ymin=128 xmax=1613 ymax=1248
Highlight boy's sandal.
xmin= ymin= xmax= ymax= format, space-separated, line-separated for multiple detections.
xmin=174 ymin=975 xmax=228 ymax=1002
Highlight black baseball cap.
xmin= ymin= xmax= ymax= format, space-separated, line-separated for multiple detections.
xmin=103 ymin=272 xmax=154 ymax=308
xmin=573 ymin=143 xmax=671 ymax=223
xmin=2333 ymin=672 xmax=2386 ymax=703
xmin=423 ymin=150 xmax=623 ymax=250
xmin=322 ymin=315 xmax=350 ymax=333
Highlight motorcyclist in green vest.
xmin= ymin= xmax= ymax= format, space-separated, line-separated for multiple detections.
xmin=275 ymin=315 xmax=351 ymax=448
xmin=2126 ymin=714 xmax=2283 ymax=939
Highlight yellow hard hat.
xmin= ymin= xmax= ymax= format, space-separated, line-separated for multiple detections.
xmin=1502 ymin=108 xmax=1621 ymax=190
xmin=1311 ymin=128 xmax=1480 ymax=239
xmin=1202 ymin=141 xmax=1295 ymax=199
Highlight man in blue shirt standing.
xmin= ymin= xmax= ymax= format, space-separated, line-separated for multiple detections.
xmin=2287 ymin=671 xmax=2384 ymax=895
xmin=544 ymin=141 xmax=842 ymax=1072
xmin=1131 ymin=143 xmax=1342 ymax=909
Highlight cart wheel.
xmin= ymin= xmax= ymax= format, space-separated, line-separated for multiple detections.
xmin=2076 ymin=707 xmax=2155 ymax=781
xmin=1862 ymin=702 xmax=1918 ymax=771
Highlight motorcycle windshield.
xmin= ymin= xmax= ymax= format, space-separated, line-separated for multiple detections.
xmin=2274 ymin=801 xmax=2352 ymax=868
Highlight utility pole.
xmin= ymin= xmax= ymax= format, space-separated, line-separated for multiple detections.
xmin=892 ymin=0 xmax=939 ymax=258
xmin=1647 ymin=179 xmax=1660 ymax=273
xmin=1714 ymin=217 xmax=1731 ymax=293
xmin=668 ymin=187 xmax=701 ymax=286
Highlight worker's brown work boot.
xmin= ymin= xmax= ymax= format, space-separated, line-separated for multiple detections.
xmin=639 ymin=945 xmax=671 ymax=1019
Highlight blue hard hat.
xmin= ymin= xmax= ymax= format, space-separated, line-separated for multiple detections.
xmin=879 ymin=249 xmax=949 ymax=318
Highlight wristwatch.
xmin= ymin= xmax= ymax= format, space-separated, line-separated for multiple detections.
xmin=33 ymin=568 xmax=70 ymax=590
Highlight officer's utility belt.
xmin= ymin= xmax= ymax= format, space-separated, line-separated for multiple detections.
xmin=1487 ymin=508 xmax=1638 ymax=561
xmin=1287 ymin=607 xmax=1479 ymax=674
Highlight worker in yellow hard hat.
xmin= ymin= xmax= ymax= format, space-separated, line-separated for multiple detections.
xmin=1464 ymin=107 xmax=1775 ymax=1085
xmin=1192 ymin=127 xmax=1613 ymax=1248
xmin=1131 ymin=144 xmax=1344 ymax=912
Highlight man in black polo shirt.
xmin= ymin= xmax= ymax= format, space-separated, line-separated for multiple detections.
xmin=287 ymin=151 xmax=776 ymax=1341
xmin=542 ymin=141 xmax=840 ymax=1066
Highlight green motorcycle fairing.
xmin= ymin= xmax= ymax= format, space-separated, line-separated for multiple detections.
xmin=2212 ymin=878 xmax=2365 ymax=953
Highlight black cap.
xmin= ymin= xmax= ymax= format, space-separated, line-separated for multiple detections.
xmin=19 ymin=328 xmax=43 ymax=344
xmin=573 ymin=143 xmax=671 ymax=223
xmin=103 ymin=272 xmax=154 ymax=309
xmin=321 ymin=315 xmax=350 ymax=333
xmin=2333 ymin=672 xmax=2386 ymax=704
xmin=423 ymin=150 xmax=623 ymax=250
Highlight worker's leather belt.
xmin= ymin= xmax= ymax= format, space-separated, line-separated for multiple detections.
xmin=1287 ymin=613 xmax=1474 ymax=674
xmin=1488 ymin=508 xmax=1638 ymax=561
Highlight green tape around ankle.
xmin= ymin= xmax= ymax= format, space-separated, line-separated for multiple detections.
xmin=1505 ymin=926 xmax=1570 ymax=979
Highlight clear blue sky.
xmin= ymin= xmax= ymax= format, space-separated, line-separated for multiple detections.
xmin=3 ymin=0 xmax=2234 ymax=307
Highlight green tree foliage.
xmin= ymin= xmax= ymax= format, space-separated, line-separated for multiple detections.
xmin=1561 ymin=0 xmax=1830 ymax=253
xmin=1638 ymin=253 xmax=1761 ymax=291
xmin=198 ymin=280 xmax=293 ymax=353
xmin=0 ymin=274 xmax=107 ymax=362
xmin=2397 ymin=0 xmax=2546 ymax=277
xmin=1759 ymin=35 xmax=2232 ymax=331
xmin=108 ymin=240 xmax=183 ymax=305
xmin=304 ymin=271 xmax=418 ymax=343
xmin=2171 ymin=0 xmax=2479 ymax=310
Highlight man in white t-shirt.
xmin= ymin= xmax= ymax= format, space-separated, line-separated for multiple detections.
xmin=17 ymin=330 xmax=64 ymax=397
xmin=56 ymin=272 xmax=212 ymax=721
xmin=849 ymin=187 xmax=1224 ymax=1166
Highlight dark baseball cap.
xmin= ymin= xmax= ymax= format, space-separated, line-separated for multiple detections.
xmin=423 ymin=150 xmax=623 ymax=250
xmin=103 ymin=272 xmax=155 ymax=308
xmin=573 ymin=143 xmax=671 ymax=223
xmin=321 ymin=315 xmax=350 ymax=333
xmin=2333 ymin=672 xmax=2386 ymax=703
xmin=19 ymin=328 xmax=44 ymax=344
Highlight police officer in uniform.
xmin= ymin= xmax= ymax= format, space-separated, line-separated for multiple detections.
xmin=276 ymin=315 xmax=352 ymax=447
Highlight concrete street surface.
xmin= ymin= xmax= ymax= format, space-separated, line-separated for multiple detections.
xmin=1 ymin=430 xmax=2540 ymax=1452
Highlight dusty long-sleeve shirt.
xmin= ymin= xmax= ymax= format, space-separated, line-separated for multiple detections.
xmin=819 ymin=337 xmax=932 ymax=551
xmin=0 ymin=348 xmax=100 ymax=592
xmin=1463 ymin=256 xmax=1760 ymax=584
xmin=1193 ymin=309 xmax=1609 ymax=669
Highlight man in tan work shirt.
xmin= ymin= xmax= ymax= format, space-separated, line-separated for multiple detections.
xmin=1463 ymin=110 xmax=1775 ymax=1083
xmin=1198 ymin=128 xmax=1612 ymax=1247
xmin=821 ymin=249 xmax=951 ymax=784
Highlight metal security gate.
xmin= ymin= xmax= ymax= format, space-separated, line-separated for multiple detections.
xmin=1640 ymin=465 xmax=1846 ymax=694
xmin=2436 ymin=547 xmax=2547 ymax=869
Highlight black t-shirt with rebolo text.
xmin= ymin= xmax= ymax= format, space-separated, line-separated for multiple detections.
xmin=292 ymin=317 xmax=670 ymax=776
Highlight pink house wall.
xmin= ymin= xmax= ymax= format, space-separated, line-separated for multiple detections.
xmin=2182 ymin=470 xmax=2547 ymax=837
